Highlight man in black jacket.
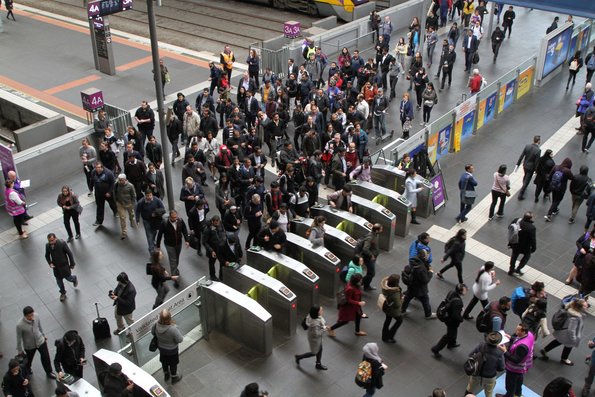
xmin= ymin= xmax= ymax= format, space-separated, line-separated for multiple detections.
xmin=91 ymin=162 xmax=117 ymax=226
xmin=54 ymin=330 xmax=85 ymax=378
xmin=508 ymin=211 xmax=536 ymax=276
xmin=203 ymin=215 xmax=225 ymax=281
xmin=110 ymin=272 xmax=136 ymax=334
xmin=431 ymin=283 xmax=467 ymax=358
xmin=99 ymin=363 xmax=134 ymax=397
xmin=45 ymin=233 xmax=78 ymax=302
xmin=217 ymin=233 xmax=243 ymax=280
xmin=516 ymin=135 xmax=541 ymax=200
xmin=464 ymin=331 xmax=506 ymax=396
xmin=440 ymin=44 xmax=456 ymax=91
xmin=401 ymin=249 xmax=436 ymax=318
xmin=569 ymin=165 xmax=591 ymax=223
xmin=362 ymin=223 xmax=383 ymax=291
xmin=256 ymin=220 xmax=286 ymax=253
xmin=156 ymin=210 xmax=190 ymax=287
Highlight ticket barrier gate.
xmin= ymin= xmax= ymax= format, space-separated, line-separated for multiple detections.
xmin=284 ymin=232 xmax=341 ymax=297
xmin=350 ymin=195 xmax=396 ymax=251
xmin=221 ymin=264 xmax=297 ymax=337
xmin=290 ymin=217 xmax=357 ymax=267
xmin=93 ymin=348 xmax=169 ymax=397
xmin=202 ymin=281 xmax=273 ymax=355
xmin=347 ymin=180 xmax=412 ymax=237
xmin=246 ymin=247 xmax=319 ymax=315
xmin=310 ymin=204 xmax=373 ymax=242
xmin=371 ymin=164 xmax=434 ymax=218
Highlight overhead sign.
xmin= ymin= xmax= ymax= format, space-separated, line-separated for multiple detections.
xmin=81 ymin=88 xmax=104 ymax=112
xmin=88 ymin=0 xmax=133 ymax=19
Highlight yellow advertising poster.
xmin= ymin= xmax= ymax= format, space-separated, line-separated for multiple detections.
xmin=476 ymin=99 xmax=487 ymax=130
xmin=516 ymin=67 xmax=534 ymax=99
xmin=498 ymin=85 xmax=506 ymax=113
xmin=454 ymin=118 xmax=463 ymax=152
xmin=427 ymin=130 xmax=439 ymax=164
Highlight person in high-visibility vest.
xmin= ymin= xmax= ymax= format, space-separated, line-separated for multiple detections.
xmin=220 ymin=45 xmax=235 ymax=82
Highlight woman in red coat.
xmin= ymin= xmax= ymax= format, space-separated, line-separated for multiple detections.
xmin=328 ymin=274 xmax=367 ymax=337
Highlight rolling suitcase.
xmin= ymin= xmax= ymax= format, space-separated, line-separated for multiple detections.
xmin=92 ymin=302 xmax=111 ymax=339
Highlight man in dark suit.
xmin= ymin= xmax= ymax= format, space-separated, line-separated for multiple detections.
xmin=331 ymin=147 xmax=348 ymax=190
xmin=195 ymin=88 xmax=215 ymax=113
xmin=237 ymin=72 xmax=256 ymax=94
xmin=244 ymin=91 xmax=259 ymax=130
xmin=515 ymin=135 xmax=541 ymax=200
xmin=508 ymin=212 xmax=536 ymax=276
xmin=456 ymin=163 xmax=477 ymax=223
xmin=45 ymin=233 xmax=78 ymax=302
xmin=249 ymin=147 xmax=267 ymax=181
xmin=379 ymin=48 xmax=395 ymax=90
xmin=217 ymin=233 xmax=243 ymax=280
xmin=462 ymin=29 xmax=478 ymax=72
xmin=287 ymin=58 xmax=297 ymax=78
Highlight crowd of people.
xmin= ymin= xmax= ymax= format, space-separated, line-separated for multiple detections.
xmin=3 ymin=1 xmax=595 ymax=397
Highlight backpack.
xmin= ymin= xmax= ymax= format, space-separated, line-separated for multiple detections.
xmin=475 ymin=309 xmax=490 ymax=333
xmin=401 ymin=264 xmax=413 ymax=286
xmin=588 ymin=54 xmax=595 ymax=70
xmin=377 ymin=293 xmax=387 ymax=311
xmin=444 ymin=237 xmax=455 ymax=253
xmin=551 ymin=308 xmax=569 ymax=331
xmin=569 ymin=59 xmax=579 ymax=71
xmin=339 ymin=265 xmax=349 ymax=282
xmin=355 ymin=360 xmax=373 ymax=387
xmin=511 ymin=286 xmax=529 ymax=316
xmin=549 ymin=170 xmax=564 ymax=192
xmin=436 ymin=298 xmax=452 ymax=322
xmin=582 ymin=180 xmax=594 ymax=200
xmin=508 ymin=218 xmax=522 ymax=246
xmin=355 ymin=235 xmax=368 ymax=253
xmin=336 ymin=288 xmax=347 ymax=308
xmin=464 ymin=344 xmax=487 ymax=376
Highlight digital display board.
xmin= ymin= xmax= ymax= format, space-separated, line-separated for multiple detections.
xmin=88 ymin=0 xmax=133 ymax=19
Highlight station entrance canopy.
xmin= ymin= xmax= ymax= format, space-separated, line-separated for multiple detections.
xmin=500 ymin=0 xmax=595 ymax=19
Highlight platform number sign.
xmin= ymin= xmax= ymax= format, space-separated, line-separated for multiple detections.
xmin=81 ymin=88 xmax=104 ymax=112
xmin=283 ymin=21 xmax=301 ymax=39
xmin=88 ymin=0 xmax=133 ymax=19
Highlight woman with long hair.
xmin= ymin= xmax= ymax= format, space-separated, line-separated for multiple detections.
xmin=567 ymin=51 xmax=583 ymax=90
xmin=294 ymin=305 xmax=330 ymax=370
xmin=380 ymin=274 xmax=403 ymax=343
xmin=328 ymin=273 xmax=367 ymax=337
xmin=246 ymin=49 xmax=260 ymax=89
xmin=488 ymin=164 xmax=510 ymax=220
xmin=437 ymin=229 xmax=467 ymax=283
xmin=404 ymin=168 xmax=423 ymax=224
xmin=154 ymin=309 xmax=184 ymax=383
xmin=57 ymin=185 xmax=82 ymax=242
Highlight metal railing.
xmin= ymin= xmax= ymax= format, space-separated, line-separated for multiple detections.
xmin=104 ymin=103 xmax=133 ymax=138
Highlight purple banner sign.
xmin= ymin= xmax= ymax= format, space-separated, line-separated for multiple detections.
xmin=430 ymin=172 xmax=447 ymax=211
xmin=0 ymin=144 xmax=16 ymax=181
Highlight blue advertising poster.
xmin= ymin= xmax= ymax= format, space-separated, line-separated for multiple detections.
xmin=543 ymin=26 xmax=573 ymax=78
xmin=436 ymin=124 xmax=451 ymax=160
xmin=484 ymin=93 xmax=497 ymax=124
xmin=503 ymin=79 xmax=516 ymax=110
xmin=461 ymin=111 xmax=475 ymax=140
xmin=568 ymin=34 xmax=578 ymax=62
xmin=580 ymin=25 xmax=591 ymax=54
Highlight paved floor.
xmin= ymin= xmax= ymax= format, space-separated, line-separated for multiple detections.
xmin=0 ymin=4 xmax=594 ymax=397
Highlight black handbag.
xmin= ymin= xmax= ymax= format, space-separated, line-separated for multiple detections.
xmin=149 ymin=324 xmax=158 ymax=352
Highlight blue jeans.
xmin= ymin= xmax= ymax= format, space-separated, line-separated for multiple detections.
xmin=56 ymin=274 xmax=77 ymax=294
xmin=143 ymin=219 xmax=158 ymax=253
xmin=374 ymin=113 xmax=386 ymax=138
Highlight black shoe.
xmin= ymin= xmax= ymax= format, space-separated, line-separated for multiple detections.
xmin=22 ymin=222 xmax=28 ymax=226
xmin=431 ymin=347 xmax=442 ymax=358
xmin=447 ymin=343 xmax=460 ymax=349
xmin=197 ymin=251 xmax=203 ymax=257
xmin=24 ymin=215 xmax=33 ymax=220
xmin=514 ymin=269 xmax=524 ymax=276
xmin=174 ymin=281 xmax=180 ymax=289
xmin=364 ymin=286 xmax=377 ymax=291
xmin=47 ymin=372 xmax=57 ymax=379
xmin=93 ymin=221 xmax=102 ymax=226
xmin=164 ymin=372 xmax=170 ymax=382
xmin=295 ymin=355 xmax=300 ymax=365
xmin=518 ymin=195 xmax=525 ymax=201
xmin=315 ymin=363 xmax=328 ymax=370
xmin=383 ymin=338 xmax=396 ymax=344
xmin=411 ymin=220 xmax=421 ymax=224
xmin=463 ymin=315 xmax=474 ymax=320
xmin=171 ymin=374 xmax=183 ymax=384
xmin=534 ymin=197 xmax=539 ymax=203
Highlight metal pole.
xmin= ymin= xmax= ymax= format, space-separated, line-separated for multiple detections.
xmin=487 ymin=1 xmax=495 ymax=39
xmin=147 ymin=0 xmax=175 ymax=211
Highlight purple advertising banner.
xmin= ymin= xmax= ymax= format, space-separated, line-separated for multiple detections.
xmin=0 ymin=143 xmax=16 ymax=181
xmin=430 ymin=172 xmax=447 ymax=211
